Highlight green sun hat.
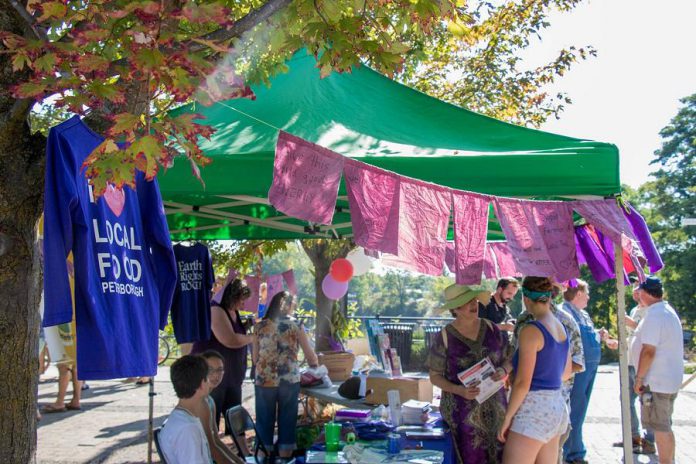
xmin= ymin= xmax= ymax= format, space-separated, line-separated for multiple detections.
xmin=437 ymin=283 xmax=492 ymax=313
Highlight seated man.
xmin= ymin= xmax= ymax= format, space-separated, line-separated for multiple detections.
xmin=196 ymin=350 xmax=245 ymax=464
xmin=160 ymin=355 xmax=213 ymax=464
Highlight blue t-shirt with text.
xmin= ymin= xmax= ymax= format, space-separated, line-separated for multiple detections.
xmin=43 ymin=116 xmax=177 ymax=380
xmin=171 ymin=243 xmax=214 ymax=343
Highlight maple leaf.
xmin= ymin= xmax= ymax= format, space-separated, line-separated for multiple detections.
xmin=77 ymin=54 xmax=111 ymax=74
xmin=83 ymin=140 xmax=136 ymax=197
xmin=14 ymin=82 xmax=47 ymax=99
xmin=0 ymin=31 xmax=26 ymax=50
xmin=89 ymin=82 xmax=126 ymax=104
xmin=129 ymin=135 xmax=164 ymax=179
xmin=108 ymin=113 xmax=142 ymax=137
xmin=134 ymin=48 xmax=165 ymax=72
xmin=180 ymin=2 xmax=230 ymax=25
xmin=33 ymin=53 xmax=58 ymax=73
xmin=11 ymin=53 xmax=31 ymax=72
xmin=37 ymin=1 xmax=68 ymax=22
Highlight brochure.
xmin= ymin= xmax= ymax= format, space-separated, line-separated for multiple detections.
xmin=457 ymin=357 xmax=503 ymax=404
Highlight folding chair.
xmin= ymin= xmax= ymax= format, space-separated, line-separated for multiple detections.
xmin=153 ymin=427 xmax=169 ymax=464
xmin=225 ymin=405 xmax=269 ymax=464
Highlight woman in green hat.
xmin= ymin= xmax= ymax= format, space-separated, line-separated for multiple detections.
xmin=427 ymin=284 xmax=513 ymax=464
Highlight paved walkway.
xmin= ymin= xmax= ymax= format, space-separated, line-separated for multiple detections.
xmin=36 ymin=364 xmax=696 ymax=463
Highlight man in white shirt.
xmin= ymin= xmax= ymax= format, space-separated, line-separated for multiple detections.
xmin=160 ymin=355 xmax=214 ymax=464
xmin=631 ymin=276 xmax=684 ymax=464
xmin=614 ymin=280 xmax=655 ymax=453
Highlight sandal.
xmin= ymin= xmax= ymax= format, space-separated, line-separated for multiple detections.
xmin=66 ymin=404 xmax=82 ymax=411
xmin=42 ymin=404 xmax=67 ymax=413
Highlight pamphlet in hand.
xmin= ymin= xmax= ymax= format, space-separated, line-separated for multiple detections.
xmin=457 ymin=357 xmax=503 ymax=404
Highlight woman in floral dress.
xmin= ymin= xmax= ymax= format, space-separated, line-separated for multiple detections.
xmin=427 ymin=284 xmax=513 ymax=464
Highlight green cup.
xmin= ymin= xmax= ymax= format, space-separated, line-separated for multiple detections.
xmin=325 ymin=422 xmax=342 ymax=452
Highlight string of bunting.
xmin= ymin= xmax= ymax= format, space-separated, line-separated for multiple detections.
xmin=267 ymin=131 xmax=661 ymax=286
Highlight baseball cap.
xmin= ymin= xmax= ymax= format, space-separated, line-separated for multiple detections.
xmin=639 ymin=276 xmax=663 ymax=292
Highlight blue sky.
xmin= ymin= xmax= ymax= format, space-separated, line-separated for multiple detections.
xmin=523 ymin=0 xmax=696 ymax=188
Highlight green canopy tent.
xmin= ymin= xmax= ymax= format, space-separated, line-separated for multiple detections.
xmin=160 ymin=51 xmax=620 ymax=241
xmin=158 ymin=51 xmax=636 ymax=463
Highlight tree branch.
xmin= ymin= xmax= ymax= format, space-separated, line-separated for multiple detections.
xmin=200 ymin=0 xmax=294 ymax=46
xmin=7 ymin=0 xmax=46 ymax=40
xmin=108 ymin=0 xmax=293 ymax=73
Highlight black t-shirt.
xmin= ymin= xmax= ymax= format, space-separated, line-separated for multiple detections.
xmin=478 ymin=297 xmax=510 ymax=324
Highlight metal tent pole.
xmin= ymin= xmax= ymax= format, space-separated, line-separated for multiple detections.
xmin=147 ymin=378 xmax=155 ymax=464
xmin=614 ymin=242 xmax=634 ymax=464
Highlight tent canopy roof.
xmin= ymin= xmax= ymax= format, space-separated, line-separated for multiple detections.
xmin=159 ymin=51 xmax=620 ymax=241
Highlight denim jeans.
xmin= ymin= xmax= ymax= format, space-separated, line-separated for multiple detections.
xmin=629 ymin=366 xmax=655 ymax=442
xmin=564 ymin=360 xmax=598 ymax=461
xmin=255 ymin=381 xmax=301 ymax=453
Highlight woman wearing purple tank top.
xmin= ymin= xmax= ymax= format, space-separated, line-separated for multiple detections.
xmin=498 ymin=277 xmax=572 ymax=464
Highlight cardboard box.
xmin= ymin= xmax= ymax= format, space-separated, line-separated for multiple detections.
xmin=364 ymin=376 xmax=433 ymax=405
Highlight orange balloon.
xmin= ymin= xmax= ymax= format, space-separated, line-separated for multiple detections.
xmin=330 ymin=258 xmax=354 ymax=282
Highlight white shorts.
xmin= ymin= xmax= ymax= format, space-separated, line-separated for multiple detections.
xmin=510 ymin=389 xmax=569 ymax=443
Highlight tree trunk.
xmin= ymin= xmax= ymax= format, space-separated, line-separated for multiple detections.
xmin=301 ymin=239 xmax=352 ymax=352
xmin=0 ymin=7 xmax=47 ymax=463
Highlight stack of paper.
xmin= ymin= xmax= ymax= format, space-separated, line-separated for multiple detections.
xmin=401 ymin=399 xmax=431 ymax=425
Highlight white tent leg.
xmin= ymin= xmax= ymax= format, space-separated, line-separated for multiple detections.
xmin=614 ymin=242 xmax=634 ymax=464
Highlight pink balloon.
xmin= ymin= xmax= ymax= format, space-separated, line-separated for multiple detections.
xmin=322 ymin=274 xmax=349 ymax=300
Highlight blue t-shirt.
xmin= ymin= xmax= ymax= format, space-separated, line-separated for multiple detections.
xmin=171 ymin=243 xmax=214 ymax=343
xmin=43 ymin=116 xmax=177 ymax=380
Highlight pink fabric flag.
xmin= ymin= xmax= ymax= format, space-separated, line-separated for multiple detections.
xmin=282 ymin=269 xmax=298 ymax=295
xmin=494 ymin=199 xmax=579 ymax=281
xmin=344 ymin=160 xmax=400 ymax=254
xmin=212 ymin=268 xmax=238 ymax=304
xmin=242 ymin=275 xmax=261 ymax=313
xmin=268 ymin=131 xmax=344 ymax=225
xmin=488 ymin=242 xmax=521 ymax=277
xmin=483 ymin=244 xmax=497 ymax=279
xmin=382 ymin=180 xmax=452 ymax=275
xmin=445 ymin=242 xmax=455 ymax=274
xmin=572 ymin=199 xmax=636 ymax=243
xmin=266 ymin=274 xmax=284 ymax=304
xmin=452 ymin=192 xmax=490 ymax=284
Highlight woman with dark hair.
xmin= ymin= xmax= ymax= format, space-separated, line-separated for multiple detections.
xmin=498 ymin=277 xmax=572 ymax=464
xmin=253 ymin=291 xmax=318 ymax=459
xmin=192 ymin=278 xmax=254 ymax=435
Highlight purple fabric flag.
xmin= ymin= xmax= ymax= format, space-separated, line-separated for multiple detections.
xmin=344 ymin=160 xmax=400 ymax=254
xmin=623 ymin=204 xmax=663 ymax=273
xmin=282 ymin=269 xmax=298 ymax=295
xmin=382 ymin=179 xmax=452 ymax=276
xmin=268 ymin=131 xmax=344 ymax=225
xmin=494 ymin=199 xmax=579 ymax=281
xmin=574 ymin=225 xmax=614 ymax=283
xmin=489 ymin=242 xmax=521 ymax=277
xmin=242 ymin=275 xmax=261 ymax=313
xmin=572 ymin=199 xmax=636 ymax=243
xmin=266 ymin=274 xmax=284 ymax=303
xmin=452 ymin=192 xmax=490 ymax=284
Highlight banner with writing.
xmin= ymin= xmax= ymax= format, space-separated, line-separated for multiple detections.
xmin=268 ymin=131 xmax=344 ymax=225
xmin=573 ymin=199 xmax=636 ymax=243
xmin=494 ymin=199 xmax=578 ymax=281
xmin=382 ymin=180 xmax=451 ymax=276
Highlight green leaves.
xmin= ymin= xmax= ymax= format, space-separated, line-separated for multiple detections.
xmin=37 ymin=1 xmax=68 ymax=22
